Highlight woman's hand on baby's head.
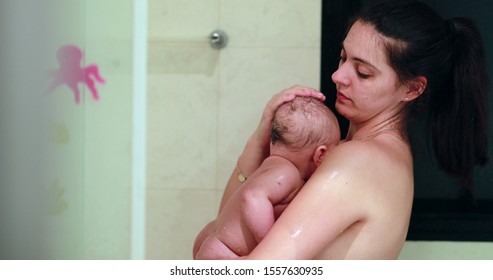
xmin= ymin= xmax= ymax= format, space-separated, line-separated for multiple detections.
xmin=254 ymin=85 xmax=326 ymax=155
xmin=269 ymin=85 xmax=325 ymax=104
xmin=260 ymin=85 xmax=325 ymax=128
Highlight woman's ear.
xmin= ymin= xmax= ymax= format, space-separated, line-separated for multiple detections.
xmin=313 ymin=145 xmax=328 ymax=167
xmin=403 ymin=76 xmax=427 ymax=102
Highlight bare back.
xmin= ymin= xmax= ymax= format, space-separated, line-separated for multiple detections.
xmin=194 ymin=156 xmax=305 ymax=259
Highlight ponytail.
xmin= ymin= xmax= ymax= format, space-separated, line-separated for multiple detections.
xmin=429 ymin=18 xmax=489 ymax=187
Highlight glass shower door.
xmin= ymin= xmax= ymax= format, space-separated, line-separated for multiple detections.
xmin=0 ymin=0 xmax=146 ymax=259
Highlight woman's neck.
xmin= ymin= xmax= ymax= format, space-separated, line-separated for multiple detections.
xmin=346 ymin=114 xmax=403 ymax=141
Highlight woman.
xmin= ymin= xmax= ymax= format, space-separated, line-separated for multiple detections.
xmin=218 ymin=0 xmax=489 ymax=259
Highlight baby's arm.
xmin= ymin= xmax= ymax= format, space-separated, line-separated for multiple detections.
xmin=240 ymin=157 xmax=304 ymax=244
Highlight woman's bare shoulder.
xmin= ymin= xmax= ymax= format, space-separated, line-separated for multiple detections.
xmin=321 ymin=140 xmax=379 ymax=168
xmin=317 ymin=138 xmax=411 ymax=181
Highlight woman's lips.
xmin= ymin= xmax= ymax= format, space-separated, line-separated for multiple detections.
xmin=336 ymin=91 xmax=350 ymax=101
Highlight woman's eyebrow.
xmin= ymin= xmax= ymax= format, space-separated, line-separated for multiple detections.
xmin=341 ymin=43 xmax=380 ymax=72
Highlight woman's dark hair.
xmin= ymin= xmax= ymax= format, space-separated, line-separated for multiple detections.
xmin=352 ymin=0 xmax=489 ymax=188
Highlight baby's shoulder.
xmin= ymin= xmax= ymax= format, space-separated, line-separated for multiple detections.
xmin=262 ymin=155 xmax=299 ymax=173
xmin=259 ymin=156 xmax=302 ymax=181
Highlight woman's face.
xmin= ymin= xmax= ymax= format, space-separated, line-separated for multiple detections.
xmin=331 ymin=20 xmax=408 ymax=124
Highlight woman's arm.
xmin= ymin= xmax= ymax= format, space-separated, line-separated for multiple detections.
xmin=218 ymin=86 xmax=326 ymax=212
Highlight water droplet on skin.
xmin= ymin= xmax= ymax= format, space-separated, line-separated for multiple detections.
xmin=291 ymin=228 xmax=302 ymax=238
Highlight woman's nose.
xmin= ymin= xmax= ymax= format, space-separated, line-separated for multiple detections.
xmin=331 ymin=67 xmax=350 ymax=86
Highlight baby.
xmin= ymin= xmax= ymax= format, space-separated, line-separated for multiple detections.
xmin=193 ymin=96 xmax=340 ymax=259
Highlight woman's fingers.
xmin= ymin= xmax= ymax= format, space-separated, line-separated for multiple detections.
xmin=264 ymin=85 xmax=325 ymax=118
xmin=281 ymin=85 xmax=325 ymax=100
xmin=255 ymin=85 xmax=325 ymax=147
xmin=272 ymin=85 xmax=325 ymax=106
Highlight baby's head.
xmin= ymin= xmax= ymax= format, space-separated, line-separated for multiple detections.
xmin=271 ymin=96 xmax=340 ymax=177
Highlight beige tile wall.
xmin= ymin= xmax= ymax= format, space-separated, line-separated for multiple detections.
xmin=146 ymin=0 xmax=322 ymax=259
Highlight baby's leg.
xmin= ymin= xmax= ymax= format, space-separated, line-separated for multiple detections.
xmin=195 ymin=236 xmax=240 ymax=260
xmin=193 ymin=221 xmax=215 ymax=259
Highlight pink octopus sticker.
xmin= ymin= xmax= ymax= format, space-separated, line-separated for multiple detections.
xmin=47 ymin=44 xmax=105 ymax=104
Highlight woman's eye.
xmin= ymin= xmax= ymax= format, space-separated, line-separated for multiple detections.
xmin=339 ymin=56 xmax=347 ymax=63
xmin=357 ymin=72 xmax=371 ymax=79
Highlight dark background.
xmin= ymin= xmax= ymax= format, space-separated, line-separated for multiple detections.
xmin=321 ymin=0 xmax=493 ymax=241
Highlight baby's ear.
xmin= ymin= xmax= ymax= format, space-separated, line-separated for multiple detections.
xmin=313 ymin=145 xmax=328 ymax=167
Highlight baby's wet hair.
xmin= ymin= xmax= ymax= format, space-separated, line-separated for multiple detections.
xmin=271 ymin=96 xmax=340 ymax=151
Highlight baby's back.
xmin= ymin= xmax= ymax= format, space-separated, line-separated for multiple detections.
xmin=213 ymin=156 xmax=305 ymax=257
